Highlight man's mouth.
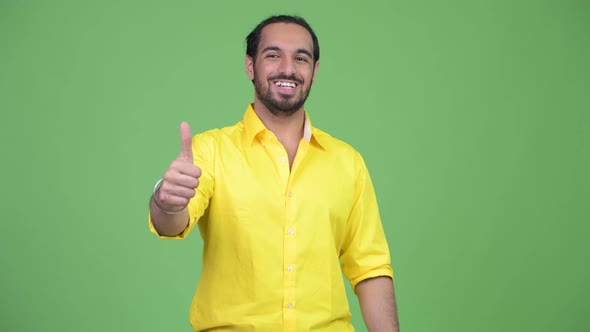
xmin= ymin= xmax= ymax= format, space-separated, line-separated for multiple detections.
xmin=274 ymin=81 xmax=298 ymax=89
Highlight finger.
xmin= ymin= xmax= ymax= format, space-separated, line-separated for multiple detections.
xmin=170 ymin=160 xmax=202 ymax=178
xmin=157 ymin=191 xmax=190 ymax=208
xmin=179 ymin=121 xmax=193 ymax=161
xmin=164 ymin=172 xmax=200 ymax=189
xmin=162 ymin=183 xmax=197 ymax=200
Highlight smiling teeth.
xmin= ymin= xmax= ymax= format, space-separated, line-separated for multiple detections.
xmin=275 ymin=81 xmax=296 ymax=88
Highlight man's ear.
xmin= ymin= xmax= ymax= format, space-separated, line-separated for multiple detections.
xmin=246 ymin=56 xmax=254 ymax=80
xmin=311 ymin=60 xmax=320 ymax=83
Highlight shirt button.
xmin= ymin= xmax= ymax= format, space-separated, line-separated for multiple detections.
xmin=288 ymin=192 xmax=293 ymax=197
xmin=287 ymin=303 xmax=293 ymax=308
xmin=268 ymin=134 xmax=273 ymax=139
xmin=280 ymin=157 xmax=286 ymax=163
xmin=287 ymin=265 xmax=293 ymax=271
xmin=288 ymin=229 xmax=294 ymax=235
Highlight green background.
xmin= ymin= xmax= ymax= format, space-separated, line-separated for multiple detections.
xmin=1 ymin=0 xmax=588 ymax=331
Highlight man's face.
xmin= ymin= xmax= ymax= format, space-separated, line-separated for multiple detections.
xmin=246 ymin=23 xmax=319 ymax=115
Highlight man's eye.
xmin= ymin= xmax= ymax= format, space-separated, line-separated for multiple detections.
xmin=266 ymin=54 xmax=279 ymax=58
xmin=295 ymin=56 xmax=308 ymax=62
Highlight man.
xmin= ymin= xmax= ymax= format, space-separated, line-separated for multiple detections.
xmin=149 ymin=15 xmax=399 ymax=331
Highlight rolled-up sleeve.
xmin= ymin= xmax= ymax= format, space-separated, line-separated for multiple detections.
xmin=340 ymin=152 xmax=394 ymax=290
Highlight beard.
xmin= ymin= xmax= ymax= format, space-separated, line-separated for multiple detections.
xmin=253 ymin=71 xmax=312 ymax=116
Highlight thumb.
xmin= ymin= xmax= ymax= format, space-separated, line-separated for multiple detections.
xmin=179 ymin=121 xmax=193 ymax=161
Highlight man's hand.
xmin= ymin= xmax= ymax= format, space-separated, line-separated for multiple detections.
xmin=156 ymin=122 xmax=202 ymax=211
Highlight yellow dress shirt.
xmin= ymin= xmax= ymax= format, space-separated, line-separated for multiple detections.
xmin=149 ymin=104 xmax=393 ymax=331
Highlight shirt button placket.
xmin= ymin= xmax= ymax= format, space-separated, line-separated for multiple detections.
xmin=284 ymin=185 xmax=296 ymax=329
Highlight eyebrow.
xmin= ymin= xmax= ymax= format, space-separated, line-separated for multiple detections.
xmin=261 ymin=46 xmax=313 ymax=60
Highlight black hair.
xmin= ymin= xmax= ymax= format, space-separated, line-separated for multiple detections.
xmin=245 ymin=15 xmax=320 ymax=63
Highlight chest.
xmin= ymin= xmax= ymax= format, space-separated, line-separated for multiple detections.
xmin=205 ymin=142 xmax=357 ymax=250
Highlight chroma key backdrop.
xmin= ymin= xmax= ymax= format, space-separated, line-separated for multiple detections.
xmin=1 ymin=1 xmax=588 ymax=331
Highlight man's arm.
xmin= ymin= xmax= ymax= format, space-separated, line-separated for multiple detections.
xmin=356 ymin=276 xmax=400 ymax=332
xmin=149 ymin=198 xmax=190 ymax=236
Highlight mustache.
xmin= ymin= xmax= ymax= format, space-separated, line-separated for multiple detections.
xmin=268 ymin=74 xmax=303 ymax=85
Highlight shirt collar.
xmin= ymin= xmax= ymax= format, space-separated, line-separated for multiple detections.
xmin=243 ymin=104 xmax=325 ymax=149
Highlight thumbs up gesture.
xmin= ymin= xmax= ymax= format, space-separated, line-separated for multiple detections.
xmin=155 ymin=122 xmax=202 ymax=212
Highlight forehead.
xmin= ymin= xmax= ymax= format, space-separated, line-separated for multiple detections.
xmin=258 ymin=23 xmax=313 ymax=55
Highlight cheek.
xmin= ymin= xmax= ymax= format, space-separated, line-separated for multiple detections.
xmin=256 ymin=69 xmax=272 ymax=83
xmin=255 ymin=61 xmax=273 ymax=74
xmin=300 ymin=66 xmax=315 ymax=80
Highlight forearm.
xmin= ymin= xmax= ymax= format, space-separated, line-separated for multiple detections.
xmin=149 ymin=196 xmax=190 ymax=236
xmin=356 ymin=276 xmax=399 ymax=332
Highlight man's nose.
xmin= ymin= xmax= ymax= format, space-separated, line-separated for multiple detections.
xmin=277 ymin=57 xmax=296 ymax=75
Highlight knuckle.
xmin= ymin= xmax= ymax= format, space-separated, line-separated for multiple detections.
xmin=169 ymin=159 xmax=183 ymax=170
xmin=163 ymin=171 xmax=174 ymax=182
xmin=158 ymin=191 xmax=168 ymax=203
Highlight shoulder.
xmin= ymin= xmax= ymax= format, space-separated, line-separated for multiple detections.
xmin=193 ymin=119 xmax=244 ymax=143
xmin=312 ymin=127 xmax=373 ymax=183
xmin=312 ymin=127 xmax=364 ymax=160
xmin=190 ymin=120 xmax=244 ymax=165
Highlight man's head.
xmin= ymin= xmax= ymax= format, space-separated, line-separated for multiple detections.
xmin=246 ymin=15 xmax=320 ymax=64
xmin=245 ymin=15 xmax=320 ymax=116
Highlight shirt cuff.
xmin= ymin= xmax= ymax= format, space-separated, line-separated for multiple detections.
xmin=350 ymin=265 xmax=395 ymax=291
xmin=148 ymin=211 xmax=190 ymax=239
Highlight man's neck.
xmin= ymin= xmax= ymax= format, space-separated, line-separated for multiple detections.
xmin=252 ymin=101 xmax=305 ymax=144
